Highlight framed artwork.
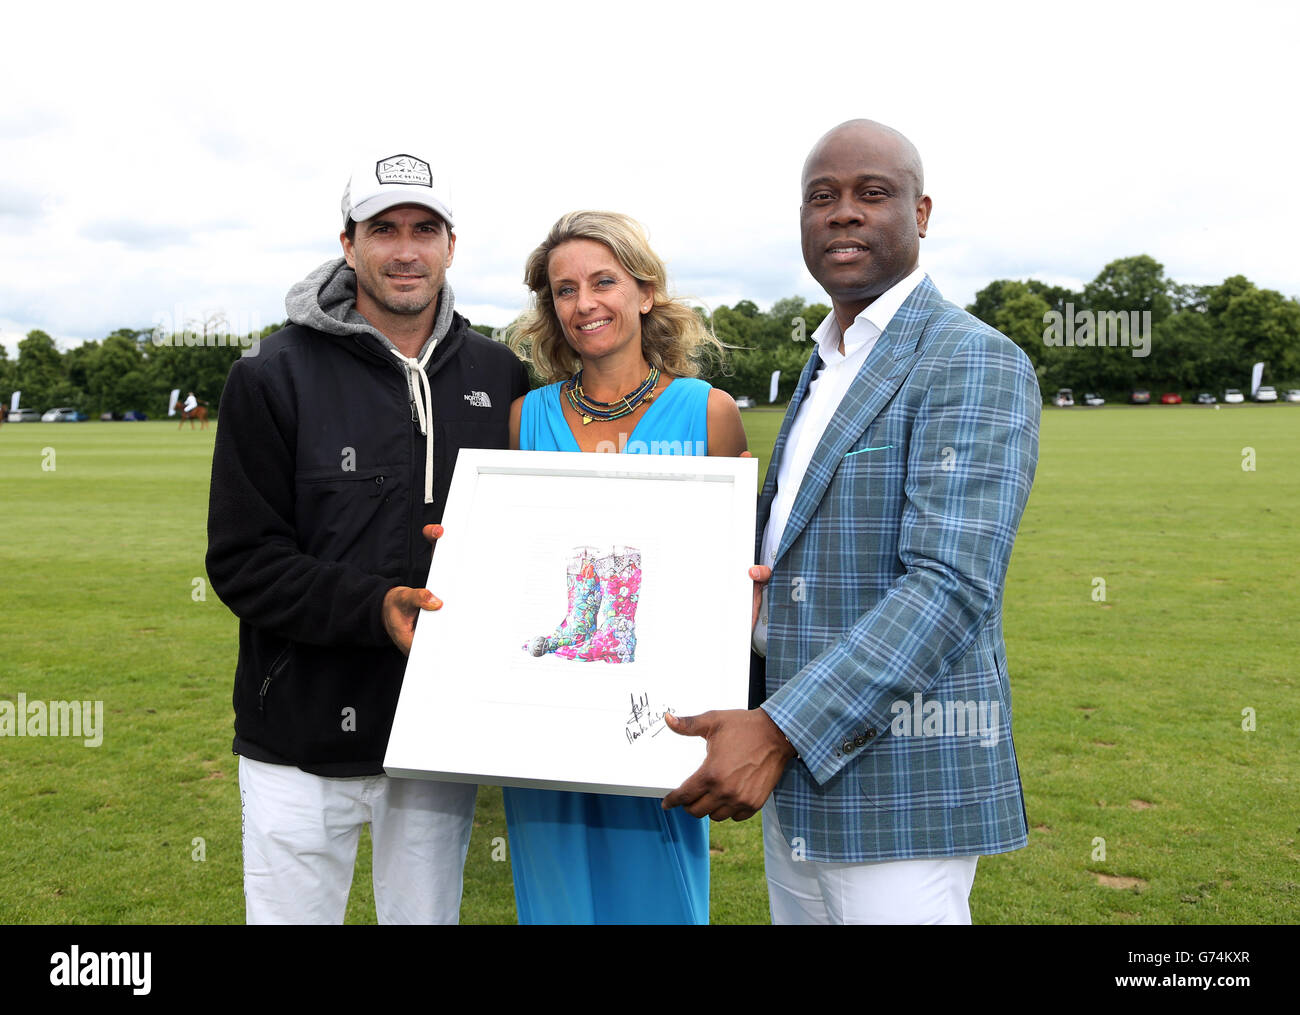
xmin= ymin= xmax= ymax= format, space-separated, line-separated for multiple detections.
xmin=384 ymin=448 xmax=758 ymax=797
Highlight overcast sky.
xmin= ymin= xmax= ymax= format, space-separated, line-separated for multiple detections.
xmin=2 ymin=0 xmax=1297 ymax=357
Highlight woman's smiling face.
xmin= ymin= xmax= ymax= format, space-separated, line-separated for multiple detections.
xmin=547 ymin=238 xmax=652 ymax=364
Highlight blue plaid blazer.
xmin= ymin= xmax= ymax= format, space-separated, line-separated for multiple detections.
xmin=758 ymin=277 xmax=1040 ymax=862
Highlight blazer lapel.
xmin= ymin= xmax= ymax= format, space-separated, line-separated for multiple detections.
xmin=774 ymin=279 xmax=942 ymax=565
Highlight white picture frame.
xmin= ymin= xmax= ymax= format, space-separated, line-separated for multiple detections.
xmin=384 ymin=448 xmax=758 ymax=797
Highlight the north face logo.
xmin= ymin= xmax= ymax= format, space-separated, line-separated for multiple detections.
xmin=376 ymin=155 xmax=432 ymax=187
xmin=464 ymin=391 xmax=492 ymax=408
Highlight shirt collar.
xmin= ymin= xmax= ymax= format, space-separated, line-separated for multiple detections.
xmin=812 ymin=264 xmax=927 ymax=363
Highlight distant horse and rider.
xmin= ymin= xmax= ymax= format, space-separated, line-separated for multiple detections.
xmin=175 ymin=391 xmax=209 ymax=430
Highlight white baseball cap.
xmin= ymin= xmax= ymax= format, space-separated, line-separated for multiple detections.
xmin=341 ymin=151 xmax=454 ymax=229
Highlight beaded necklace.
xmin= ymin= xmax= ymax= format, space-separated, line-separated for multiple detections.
xmin=564 ymin=366 xmax=660 ymax=425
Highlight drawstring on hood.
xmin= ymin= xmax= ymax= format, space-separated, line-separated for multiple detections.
xmin=286 ymin=258 xmax=456 ymax=503
xmin=389 ymin=342 xmax=438 ymax=505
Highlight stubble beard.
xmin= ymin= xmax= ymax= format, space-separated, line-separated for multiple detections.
xmin=359 ymin=264 xmax=439 ymax=318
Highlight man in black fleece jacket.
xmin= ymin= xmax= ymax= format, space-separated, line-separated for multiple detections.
xmin=206 ymin=150 xmax=529 ymax=924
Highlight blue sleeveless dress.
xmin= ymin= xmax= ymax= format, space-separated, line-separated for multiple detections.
xmin=503 ymin=377 xmax=712 ymax=924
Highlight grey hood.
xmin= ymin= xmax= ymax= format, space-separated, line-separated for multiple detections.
xmin=285 ymin=257 xmax=457 ymax=504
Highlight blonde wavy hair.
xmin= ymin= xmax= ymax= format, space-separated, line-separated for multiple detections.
xmin=507 ymin=210 xmax=725 ymax=384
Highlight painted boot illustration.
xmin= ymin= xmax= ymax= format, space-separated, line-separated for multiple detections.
xmin=574 ymin=546 xmax=641 ymax=664
xmin=524 ymin=546 xmax=602 ymax=657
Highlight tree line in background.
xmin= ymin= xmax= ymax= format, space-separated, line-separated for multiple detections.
xmin=1 ymin=320 xmax=285 ymax=418
xmin=5 ymin=254 xmax=1297 ymax=416
xmin=965 ymin=255 xmax=1300 ymax=398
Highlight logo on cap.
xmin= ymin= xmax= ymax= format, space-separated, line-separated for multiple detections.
xmin=375 ymin=155 xmax=432 ymax=188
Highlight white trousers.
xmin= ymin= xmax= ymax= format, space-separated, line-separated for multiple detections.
xmin=239 ymin=756 xmax=477 ymax=925
xmin=763 ymin=806 xmax=979 ymax=924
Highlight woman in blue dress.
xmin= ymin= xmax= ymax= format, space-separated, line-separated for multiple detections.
xmin=503 ymin=210 xmax=747 ymax=924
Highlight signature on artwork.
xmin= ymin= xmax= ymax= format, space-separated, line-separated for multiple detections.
xmin=625 ymin=691 xmax=673 ymax=744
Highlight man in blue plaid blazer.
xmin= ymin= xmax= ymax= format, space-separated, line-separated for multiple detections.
xmin=665 ymin=120 xmax=1040 ymax=922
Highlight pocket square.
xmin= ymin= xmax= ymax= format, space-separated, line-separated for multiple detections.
xmin=844 ymin=444 xmax=894 ymax=457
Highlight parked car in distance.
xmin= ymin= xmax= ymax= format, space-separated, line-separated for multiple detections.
xmin=1052 ymin=388 xmax=1074 ymax=407
xmin=1223 ymin=389 xmax=1244 ymax=403
xmin=1285 ymin=389 xmax=1300 ymax=403
xmin=1130 ymin=389 xmax=1151 ymax=404
xmin=1160 ymin=392 xmax=1182 ymax=405
xmin=122 ymin=410 xmax=149 ymax=421
xmin=734 ymin=395 xmax=756 ymax=409
xmin=1082 ymin=393 xmax=1105 ymax=406
xmin=1254 ymin=385 xmax=1278 ymax=402
xmin=8 ymin=407 xmax=42 ymax=422
xmin=1195 ymin=392 xmax=1217 ymax=405
xmin=41 ymin=406 xmax=78 ymax=422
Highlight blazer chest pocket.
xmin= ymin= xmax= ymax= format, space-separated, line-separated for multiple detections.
xmin=829 ymin=439 xmax=906 ymax=506
xmin=839 ymin=432 xmax=903 ymax=466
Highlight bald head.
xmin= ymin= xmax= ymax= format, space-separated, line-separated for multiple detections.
xmin=803 ymin=119 xmax=925 ymax=201
xmin=799 ymin=118 xmax=932 ymax=329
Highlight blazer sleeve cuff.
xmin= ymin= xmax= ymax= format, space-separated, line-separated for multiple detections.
xmin=762 ymin=659 xmax=899 ymax=785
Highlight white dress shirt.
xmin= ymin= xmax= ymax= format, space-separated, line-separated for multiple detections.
xmin=753 ymin=264 xmax=926 ymax=657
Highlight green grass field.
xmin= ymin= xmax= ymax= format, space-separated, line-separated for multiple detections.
xmin=0 ymin=404 xmax=1296 ymax=923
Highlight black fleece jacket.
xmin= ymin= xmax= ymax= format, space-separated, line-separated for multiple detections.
xmin=206 ymin=306 xmax=529 ymax=775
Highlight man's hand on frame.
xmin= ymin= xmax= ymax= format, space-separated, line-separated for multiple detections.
xmin=382 ymin=524 xmax=446 ymax=656
xmin=661 ymin=707 xmax=796 ymax=821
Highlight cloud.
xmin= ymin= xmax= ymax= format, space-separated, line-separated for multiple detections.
xmin=0 ymin=105 xmax=68 ymax=140
xmin=80 ymin=219 xmax=218 ymax=248
xmin=0 ymin=183 xmax=52 ymax=221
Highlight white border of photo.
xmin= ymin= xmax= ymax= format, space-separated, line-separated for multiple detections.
xmin=384 ymin=448 xmax=758 ymax=797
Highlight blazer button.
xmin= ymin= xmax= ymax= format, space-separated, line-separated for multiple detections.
xmin=864 ymin=728 xmax=876 ymax=739
xmin=853 ymin=734 xmax=866 ymax=748
xmin=841 ymin=739 xmax=855 ymax=754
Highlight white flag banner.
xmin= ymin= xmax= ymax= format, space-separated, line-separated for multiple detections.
xmin=168 ymin=388 xmax=181 ymax=417
xmin=1250 ymin=362 xmax=1264 ymax=397
xmin=769 ymin=370 xmax=781 ymax=404
xmin=10 ymin=391 xmax=19 ymax=411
